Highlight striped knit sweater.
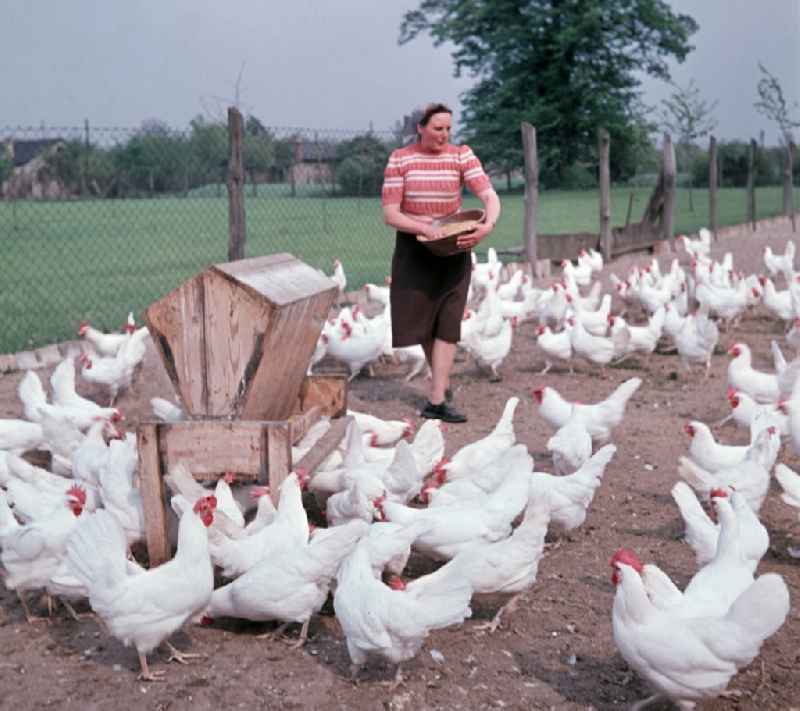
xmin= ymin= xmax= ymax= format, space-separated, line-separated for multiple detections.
xmin=381 ymin=143 xmax=491 ymax=218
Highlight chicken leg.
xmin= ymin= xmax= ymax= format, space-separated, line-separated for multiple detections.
xmin=473 ymin=592 xmax=523 ymax=634
xmin=284 ymin=619 xmax=310 ymax=649
xmin=137 ymin=653 xmax=166 ymax=682
xmin=163 ymin=640 xmax=205 ymax=665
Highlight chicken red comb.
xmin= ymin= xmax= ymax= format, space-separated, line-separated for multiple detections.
xmin=387 ymin=575 xmax=407 ymax=591
xmin=536 ymin=325 xmax=546 ymax=335
xmin=250 ymin=485 xmax=270 ymax=500
xmin=532 ymin=387 xmax=545 ymax=404
xmin=710 ymin=488 xmax=728 ymax=499
xmin=67 ymin=484 xmax=87 ymax=505
xmin=609 ymin=548 xmax=643 ymax=573
xmin=683 ymin=422 xmax=695 ymax=437
xmin=111 ymin=409 xmax=124 ymax=422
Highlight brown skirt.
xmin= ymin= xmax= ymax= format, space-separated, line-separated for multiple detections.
xmin=390 ymin=231 xmax=471 ymax=348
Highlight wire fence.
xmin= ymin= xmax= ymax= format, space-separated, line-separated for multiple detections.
xmin=1 ymin=120 xmax=797 ymax=354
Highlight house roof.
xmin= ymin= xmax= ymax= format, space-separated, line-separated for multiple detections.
xmin=4 ymin=139 xmax=64 ymax=167
xmin=296 ymin=140 xmax=338 ymax=162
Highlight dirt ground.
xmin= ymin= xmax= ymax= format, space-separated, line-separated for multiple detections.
xmin=0 ymin=223 xmax=799 ymax=711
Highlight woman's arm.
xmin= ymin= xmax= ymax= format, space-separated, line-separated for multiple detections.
xmin=456 ymin=188 xmax=501 ymax=249
xmin=383 ymin=204 xmax=444 ymax=239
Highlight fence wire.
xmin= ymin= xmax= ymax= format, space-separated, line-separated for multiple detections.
xmin=1 ymin=121 xmax=797 ymax=354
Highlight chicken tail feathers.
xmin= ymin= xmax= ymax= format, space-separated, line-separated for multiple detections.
xmin=722 ymin=573 xmax=790 ymax=657
xmin=491 ymin=397 xmax=520 ymax=440
xmin=677 ymin=456 xmax=715 ymax=497
xmin=65 ymin=509 xmax=128 ymax=596
xmin=671 ymin=481 xmax=717 ymax=565
xmin=405 ymin=556 xmax=473 ymax=631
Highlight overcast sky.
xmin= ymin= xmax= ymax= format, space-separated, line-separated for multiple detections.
xmin=5 ymin=1 xmax=799 ymax=142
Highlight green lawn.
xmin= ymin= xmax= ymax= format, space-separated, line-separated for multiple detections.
xmin=1 ymin=185 xmax=796 ymax=354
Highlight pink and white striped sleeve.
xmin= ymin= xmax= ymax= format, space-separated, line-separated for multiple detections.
xmin=459 ymin=144 xmax=491 ymax=195
xmin=381 ymin=149 xmax=405 ymax=206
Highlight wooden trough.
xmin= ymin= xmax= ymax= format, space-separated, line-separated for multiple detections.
xmin=137 ymin=253 xmax=350 ymax=566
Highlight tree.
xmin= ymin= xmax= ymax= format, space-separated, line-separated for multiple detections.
xmin=658 ymin=79 xmax=718 ymax=210
xmin=754 ymin=62 xmax=800 ymax=145
xmin=399 ymin=0 xmax=698 ymax=186
xmin=336 ymin=134 xmax=391 ymax=196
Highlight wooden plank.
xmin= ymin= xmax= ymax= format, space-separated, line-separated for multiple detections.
xmin=598 ymin=128 xmax=612 ymax=263
xmin=295 ymin=415 xmax=352 ymax=478
xmin=214 ymin=253 xmax=339 ymax=307
xmin=137 ymin=424 xmax=170 ymax=568
xmin=520 ymin=122 xmax=538 ymax=277
xmin=227 ymin=106 xmax=246 ymax=261
xmin=242 ymin=286 xmax=338 ymax=421
xmin=144 ymin=272 xmax=207 ymax=416
xmin=158 ymin=420 xmax=265 ymax=479
xmin=288 ymin=406 xmax=322 ymax=445
xmin=661 ymin=133 xmax=677 ymax=246
xmin=266 ymin=422 xmax=291 ymax=505
xmin=746 ymin=139 xmax=758 ymax=231
xmin=202 ymin=269 xmax=272 ymax=417
xmin=709 ymin=135 xmax=718 ymax=240
xmin=298 ymin=373 xmax=348 ymax=418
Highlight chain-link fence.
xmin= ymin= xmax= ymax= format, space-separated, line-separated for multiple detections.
xmin=1 ymin=120 xmax=797 ymax=354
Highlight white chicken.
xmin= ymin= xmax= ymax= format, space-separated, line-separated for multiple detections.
xmin=334 ymin=540 xmax=472 ymax=684
xmin=98 ymin=434 xmax=145 ymax=546
xmin=610 ymin=547 xmax=789 ymax=711
xmin=674 ymin=308 xmax=719 ymax=376
xmin=682 ymin=420 xmax=750 ymax=473
xmin=433 ymin=396 xmax=518 ymax=483
xmin=721 ymin=388 xmax=788 ymax=436
xmin=532 ymin=377 xmax=641 ymax=442
xmin=764 ymin=241 xmax=795 ymax=281
xmin=65 ymin=499 xmax=217 ymax=680
xmin=535 ymin=324 xmax=573 ymax=375
xmin=347 ymin=409 xmax=415 ymax=447
xmin=150 ymin=397 xmax=185 ymax=423
xmin=680 ymin=424 xmax=780 ymax=513
xmin=566 ymin=293 xmax=612 ymax=336
xmin=678 ymin=228 xmax=712 ymax=260
xmin=78 ymin=319 xmax=129 ymax=357
xmin=452 ymin=498 xmax=550 ymax=633
xmin=205 ymin=518 xmax=369 ymax=647
xmin=0 ymin=485 xmax=87 ymax=621
xmin=774 ymin=463 xmax=800 ymax=557
xmin=607 ymin=307 xmax=665 ymax=357
xmin=325 ymin=308 xmax=386 ymax=379
xmin=529 ymin=444 xmax=616 ymax=530
xmin=567 ymin=314 xmax=629 ymax=371
xmin=671 ymin=483 xmax=769 ymax=571
xmin=382 ymin=464 xmax=531 ymax=561
xmin=546 ymin=421 xmax=592 ymax=475
xmin=330 ymin=257 xmax=347 ymax=294
xmin=462 ymin=315 xmax=514 ymax=381
xmin=727 ymin=342 xmax=779 ymax=404
xmin=0 ymin=418 xmax=45 ymax=452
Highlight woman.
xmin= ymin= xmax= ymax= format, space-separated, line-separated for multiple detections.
xmin=382 ymin=103 xmax=501 ymax=423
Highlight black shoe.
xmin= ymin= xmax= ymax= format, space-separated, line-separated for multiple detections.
xmin=420 ymin=400 xmax=467 ymax=423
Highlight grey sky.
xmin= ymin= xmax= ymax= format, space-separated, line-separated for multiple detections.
xmin=5 ymin=1 xmax=799 ymax=142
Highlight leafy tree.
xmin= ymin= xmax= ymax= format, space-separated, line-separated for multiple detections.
xmin=188 ymin=115 xmax=229 ymax=192
xmin=755 ymin=62 xmax=800 ymax=145
xmin=336 ymin=134 xmax=391 ymax=196
xmin=399 ymin=0 xmax=698 ymax=186
xmin=658 ymin=79 xmax=717 ymax=209
xmin=0 ymin=155 xmax=13 ymax=187
xmin=243 ymin=115 xmax=275 ymax=196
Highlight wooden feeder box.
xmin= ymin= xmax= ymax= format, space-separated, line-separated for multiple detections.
xmin=137 ymin=253 xmax=350 ymax=566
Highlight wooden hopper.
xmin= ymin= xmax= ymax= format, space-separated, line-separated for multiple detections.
xmin=144 ymin=253 xmax=338 ymax=421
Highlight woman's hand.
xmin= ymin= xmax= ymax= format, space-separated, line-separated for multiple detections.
xmin=421 ymin=223 xmax=445 ymax=241
xmin=457 ymin=221 xmax=493 ymax=250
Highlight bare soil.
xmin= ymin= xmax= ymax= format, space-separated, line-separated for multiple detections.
xmin=0 ymin=224 xmax=798 ymax=711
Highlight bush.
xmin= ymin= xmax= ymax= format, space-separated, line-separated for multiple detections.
xmin=559 ymin=163 xmax=597 ymax=190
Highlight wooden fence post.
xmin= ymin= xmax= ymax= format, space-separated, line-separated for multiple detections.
xmin=227 ymin=107 xmax=246 ymax=261
xmin=709 ymin=135 xmax=718 ymax=241
xmin=785 ymin=141 xmax=796 ymax=232
xmin=747 ymin=138 xmax=757 ymax=232
xmin=662 ymin=133 xmax=676 ymax=246
xmin=521 ymin=122 xmax=539 ymax=277
xmin=598 ymin=128 xmax=612 ymax=263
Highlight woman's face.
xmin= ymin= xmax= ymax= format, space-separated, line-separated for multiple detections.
xmin=418 ymin=112 xmax=452 ymax=153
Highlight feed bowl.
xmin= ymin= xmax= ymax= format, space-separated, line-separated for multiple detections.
xmin=416 ymin=209 xmax=485 ymax=257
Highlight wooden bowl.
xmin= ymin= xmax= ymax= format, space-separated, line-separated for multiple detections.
xmin=416 ymin=209 xmax=485 ymax=257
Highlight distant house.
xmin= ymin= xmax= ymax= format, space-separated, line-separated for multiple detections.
xmin=288 ymin=139 xmax=338 ymax=185
xmin=1 ymin=138 xmax=68 ymax=199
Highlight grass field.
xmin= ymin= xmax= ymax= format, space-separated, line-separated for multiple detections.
xmin=1 ymin=184 xmax=796 ymax=354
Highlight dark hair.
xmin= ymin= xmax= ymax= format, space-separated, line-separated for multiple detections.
xmin=418 ymin=103 xmax=452 ymax=127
